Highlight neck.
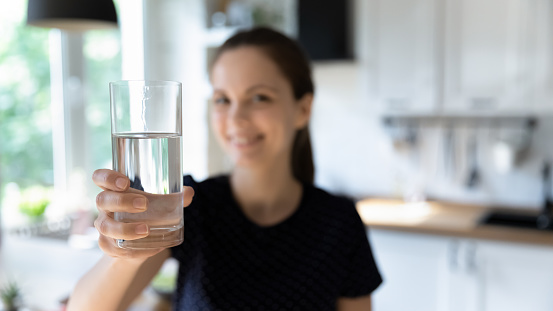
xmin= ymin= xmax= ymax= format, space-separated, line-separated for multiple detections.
xmin=230 ymin=159 xmax=302 ymax=226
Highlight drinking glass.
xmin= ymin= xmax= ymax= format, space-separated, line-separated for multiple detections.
xmin=109 ymin=80 xmax=184 ymax=249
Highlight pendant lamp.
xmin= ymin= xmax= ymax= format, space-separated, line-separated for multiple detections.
xmin=26 ymin=0 xmax=118 ymax=31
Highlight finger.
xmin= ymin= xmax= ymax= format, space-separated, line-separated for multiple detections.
xmin=96 ymin=191 xmax=148 ymax=213
xmin=92 ymin=169 xmax=129 ymax=192
xmin=183 ymin=186 xmax=195 ymax=207
xmin=94 ymin=214 xmax=150 ymax=240
xmin=98 ymin=235 xmax=165 ymax=260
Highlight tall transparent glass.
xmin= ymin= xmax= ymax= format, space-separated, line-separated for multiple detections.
xmin=109 ymin=80 xmax=184 ymax=249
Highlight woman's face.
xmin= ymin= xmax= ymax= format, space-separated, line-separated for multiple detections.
xmin=210 ymin=46 xmax=312 ymax=169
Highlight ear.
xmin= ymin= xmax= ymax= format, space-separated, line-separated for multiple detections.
xmin=294 ymin=93 xmax=313 ymax=129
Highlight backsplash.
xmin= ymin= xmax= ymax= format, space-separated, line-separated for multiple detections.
xmin=311 ymin=63 xmax=552 ymax=209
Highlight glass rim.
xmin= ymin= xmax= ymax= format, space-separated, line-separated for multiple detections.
xmin=109 ymin=80 xmax=182 ymax=87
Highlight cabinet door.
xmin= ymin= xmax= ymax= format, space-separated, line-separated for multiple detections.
xmin=441 ymin=240 xmax=483 ymax=311
xmin=534 ymin=0 xmax=553 ymax=113
xmin=478 ymin=241 xmax=553 ymax=311
xmin=369 ymin=0 xmax=440 ymax=113
xmin=369 ymin=230 xmax=449 ymax=311
xmin=443 ymin=0 xmax=538 ymax=113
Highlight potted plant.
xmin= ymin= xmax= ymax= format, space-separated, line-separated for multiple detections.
xmin=1 ymin=281 xmax=20 ymax=311
xmin=18 ymin=186 xmax=51 ymax=221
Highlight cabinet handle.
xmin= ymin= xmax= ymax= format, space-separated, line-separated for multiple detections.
xmin=470 ymin=97 xmax=496 ymax=110
xmin=465 ymin=242 xmax=478 ymax=274
xmin=449 ymin=240 xmax=460 ymax=271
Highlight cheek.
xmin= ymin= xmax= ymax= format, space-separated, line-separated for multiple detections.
xmin=256 ymin=107 xmax=296 ymax=143
xmin=210 ymin=110 xmax=226 ymax=140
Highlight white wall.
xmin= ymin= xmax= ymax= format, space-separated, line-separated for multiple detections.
xmin=311 ymin=63 xmax=394 ymax=198
xmin=141 ymin=0 xmax=210 ymax=181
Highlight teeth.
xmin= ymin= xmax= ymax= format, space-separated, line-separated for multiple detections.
xmin=232 ymin=136 xmax=260 ymax=145
xmin=235 ymin=137 xmax=250 ymax=144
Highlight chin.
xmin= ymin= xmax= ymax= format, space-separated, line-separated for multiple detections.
xmin=232 ymin=157 xmax=261 ymax=168
xmin=229 ymin=152 xmax=268 ymax=169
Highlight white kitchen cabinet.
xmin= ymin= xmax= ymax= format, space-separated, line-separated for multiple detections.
xmin=367 ymin=0 xmax=441 ymax=114
xmin=478 ymin=240 xmax=553 ymax=311
xmin=533 ymin=0 xmax=553 ymax=113
xmin=442 ymin=240 xmax=482 ymax=311
xmin=366 ymin=0 xmax=553 ymax=116
xmin=369 ymin=229 xmax=553 ymax=311
xmin=442 ymin=0 xmax=539 ymax=113
xmin=369 ymin=230 xmax=450 ymax=311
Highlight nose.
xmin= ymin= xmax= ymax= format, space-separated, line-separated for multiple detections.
xmin=228 ymin=102 xmax=250 ymax=127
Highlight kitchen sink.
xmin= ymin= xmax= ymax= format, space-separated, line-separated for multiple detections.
xmin=479 ymin=211 xmax=553 ymax=231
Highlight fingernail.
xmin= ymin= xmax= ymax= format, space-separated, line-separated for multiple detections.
xmin=133 ymin=198 xmax=146 ymax=210
xmin=135 ymin=224 xmax=148 ymax=235
xmin=115 ymin=178 xmax=127 ymax=190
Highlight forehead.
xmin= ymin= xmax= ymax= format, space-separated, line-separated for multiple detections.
xmin=211 ymin=46 xmax=289 ymax=91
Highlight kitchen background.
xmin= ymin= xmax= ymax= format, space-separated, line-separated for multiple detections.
xmin=2 ymin=0 xmax=553 ymax=310
xmin=126 ymin=0 xmax=553 ymax=209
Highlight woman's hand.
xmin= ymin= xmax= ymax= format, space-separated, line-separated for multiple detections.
xmin=92 ymin=169 xmax=194 ymax=262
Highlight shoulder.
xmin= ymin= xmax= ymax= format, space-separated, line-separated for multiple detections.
xmin=184 ymin=174 xmax=229 ymax=191
xmin=305 ymin=184 xmax=362 ymax=226
xmin=183 ymin=174 xmax=230 ymax=205
xmin=308 ymin=184 xmax=356 ymax=211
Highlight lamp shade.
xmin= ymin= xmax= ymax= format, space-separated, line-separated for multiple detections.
xmin=27 ymin=0 xmax=118 ymax=31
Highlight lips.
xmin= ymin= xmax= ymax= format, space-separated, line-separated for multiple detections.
xmin=228 ymin=135 xmax=263 ymax=149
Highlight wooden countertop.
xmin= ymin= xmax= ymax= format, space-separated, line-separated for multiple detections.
xmin=356 ymin=199 xmax=553 ymax=246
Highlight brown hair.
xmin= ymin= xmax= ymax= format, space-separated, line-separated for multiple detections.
xmin=212 ymin=27 xmax=315 ymax=184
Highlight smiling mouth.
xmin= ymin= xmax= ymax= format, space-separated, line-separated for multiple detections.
xmin=228 ymin=135 xmax=264 ymax=148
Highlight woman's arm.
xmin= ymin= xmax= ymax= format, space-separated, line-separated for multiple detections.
xmin=337 ymin=295 xmax=372 ymax=311
xmin=67 ymin=250 xmax=170 ymax=311
xmin=67 ymin=169 xmax=194 ymax=311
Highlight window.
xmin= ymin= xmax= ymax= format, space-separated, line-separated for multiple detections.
xmin=0 ymin=1 xmax=53 ymax=226
xmin=84 ymin=30 xmax=122 ymax=189
xmin=1 ymin=1 xmax=122 ymax=230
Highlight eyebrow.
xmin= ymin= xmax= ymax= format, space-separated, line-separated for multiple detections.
xmin=212 ymin=84 xmax=278 ymax=95
xmin=246 ymin=84 xmax=278 ymax=93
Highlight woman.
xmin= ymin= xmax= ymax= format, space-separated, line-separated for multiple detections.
xmin=68 ymin=27 xmax=382 ymax=311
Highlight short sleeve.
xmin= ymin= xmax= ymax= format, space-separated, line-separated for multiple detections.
xmin=182 ymin=175 xmax=198 ymax=190
xmin=170 ymin=175 xmax=198 ymax=261
xmin=339 ymin=205 xmax=383 ymax=297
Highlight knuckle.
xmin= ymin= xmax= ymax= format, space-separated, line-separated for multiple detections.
xmin=96 ymin=192 xmax=104 ymax=208
xmin=93 ymin=217 xmax=101 ymax=232
xmin=97 ymin=235 xmax=110 ymax=252
xmin=95 ymin=217 xmax=110 ymax=236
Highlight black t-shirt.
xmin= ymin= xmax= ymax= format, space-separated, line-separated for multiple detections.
xmin=170 ymin=175 xmax=382 ymax=311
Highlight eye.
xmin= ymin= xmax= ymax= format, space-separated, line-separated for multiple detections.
xmin=213 ymin=96 xmax=230 ymax=105
xmin=252 ymin=94 xmax=271 ymax=103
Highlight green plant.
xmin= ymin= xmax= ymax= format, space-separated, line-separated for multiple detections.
xmin=152 ymin=271 xmax=176 ymax=293
xmin=18 ymin=186 xmax=52 ymax=219
xmin=0 ymin=1 xmax=53 ymax=204
xmin=151 ymin=271 xmax=177 ymax=301
xmin=1 ymin=281 xmax=20 ymax=311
